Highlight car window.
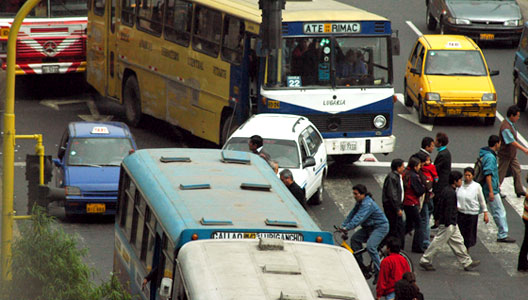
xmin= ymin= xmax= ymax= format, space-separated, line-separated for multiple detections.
xmin=223 ymin=137 xmax=300 ymax=168
xmin=301 ymin=126 xmax=322 ymax=156
xmin=425 ymin=50 xmax=486 ymax=76
xmin=298 ymin=136 xmax=308 ymax=162
xmin=58 ymin=129 xmax=69 ymax=160
xmin=409 ymin=42 xmax=423 ymax=67
xmin=67 ymin=138 xmax=134 ymax=166
xmin=416 ymin=45 xmax=425 ymax=72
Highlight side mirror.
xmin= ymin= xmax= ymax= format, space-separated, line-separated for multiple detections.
xmin=53 ymin=158 xmax=62 ymax=167
xmin=489 ymin=70 xmax=500 ymax=76
xmin=410 ymin=67 xmax=420 ymax=75
xmin=391 ymin=37 xmax=400 ymax=56
xmin=57 ymin=146 xmax=66 ymax=160
xmin=159 ymin=277 xmax=173 ymax=298
xmin=303 ymin=157 xmax=316 ymax=168
xmin=524 ymin=57 xmax=528 ymax=65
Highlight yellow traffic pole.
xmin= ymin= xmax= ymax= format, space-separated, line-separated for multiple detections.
xmin=2 ymin=0 xmax=41 ymax=281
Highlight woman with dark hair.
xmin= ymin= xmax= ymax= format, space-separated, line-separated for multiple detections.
xmin=341 ymin=184 xmax=389 ymax=283
xmin=456 ymin=167 xmax=489 ymax=250
xmin=403 ymin=157 xmax=426 ymax=253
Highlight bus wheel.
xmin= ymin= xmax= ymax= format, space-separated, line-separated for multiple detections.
xmin=123 ymin=76 xmax=142 ymax=127
xmin=332 ymin=154 xmax=361 ymax=165
xmin=220 ymin=115 xmax=238 ymax=146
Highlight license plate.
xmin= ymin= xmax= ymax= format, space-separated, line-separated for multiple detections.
xmin=86 ymin=203 xmax=106 ymax=213
xmin=480 ymin=33 xmax=494 ymax=40
xmin=211 ymin=231 xmax=304 ymax=241
xmin=42 ymin=65 xmax=59 ymax=74
xmin=446 ymin=108 xmax=461 ymax=115
xmin=340 ymin=141 xmax=357 ymax=151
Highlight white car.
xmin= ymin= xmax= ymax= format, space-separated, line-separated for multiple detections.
xmin=223 ymin=114 xmax=328 ymax=204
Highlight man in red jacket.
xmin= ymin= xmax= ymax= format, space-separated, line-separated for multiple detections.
xmin=376 ymin=237 xmax=411 ymax=300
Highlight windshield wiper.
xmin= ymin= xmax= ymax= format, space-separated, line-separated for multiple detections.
xmin=426 ymin=72 xmax=450 ymax=76
xmin=450 ymin=72 xmax=481 ymax=76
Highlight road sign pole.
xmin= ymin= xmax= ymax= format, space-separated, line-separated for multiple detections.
xmin=2 ymin=0 xmax=41 ymax=281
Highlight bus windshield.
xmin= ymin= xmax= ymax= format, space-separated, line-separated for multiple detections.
xmin=281 ymin=36 xmax=390 ymax=88
xmin=0 ymin=0 xmax=87 ymax=18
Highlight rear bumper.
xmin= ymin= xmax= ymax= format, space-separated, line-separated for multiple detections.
xmin=325 ymin=135 xmax=395 ymax=155
xmin=423 ymin=101 xmax=496 ymax=118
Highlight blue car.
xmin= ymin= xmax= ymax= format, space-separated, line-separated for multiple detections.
xmin=50 ymin=122 xmax=137 ymax=217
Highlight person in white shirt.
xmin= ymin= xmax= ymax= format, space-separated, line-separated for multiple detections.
xmin=456 ymin=167 xmax=490 ymax=250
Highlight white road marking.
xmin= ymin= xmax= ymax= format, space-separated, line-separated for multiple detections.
xmin=40 ymin=99 xmax=113 ymax=121
xmin=395 ymin=93 xmax=434 ymax=131
xmin=40 ymin=99 xmax=87 ymax=110
xmin=406 ymin=20 xmax=423 ymax=37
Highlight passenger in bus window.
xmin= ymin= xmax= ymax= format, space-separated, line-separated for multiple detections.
xmin=302 ymin=39 xmax=321 ymax=86
xmin=291 ymin=39 xmax=308 ymax=77
xmin=337 ymin=50 xmax=367 ymax=85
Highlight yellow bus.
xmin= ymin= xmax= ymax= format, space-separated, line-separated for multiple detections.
xmin=87 ymin=0 xmax=398 ymax=162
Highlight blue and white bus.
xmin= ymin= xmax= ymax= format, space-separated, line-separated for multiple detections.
xmin=260 ymin=0 xmax=399 ymax=163
xmin=114 ymin=148 xmax=332 ymax=299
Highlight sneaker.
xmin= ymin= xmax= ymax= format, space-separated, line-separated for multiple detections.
xmin=497 ymin=237 xmax=516 ymax=243
xmin=430 ymin=224 xmax=438 ymax=230
xmin=464 ymin=260 xmax=480 ymax=271
xmin=419 ymin=262 xmax=436 ymax=271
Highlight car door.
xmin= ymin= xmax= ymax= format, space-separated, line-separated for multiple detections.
xmin=305 ymin=125 xmax=326 ymax=188
xmin=299 ymin=126 xmax=321 ymax=199
xmin=406 ymin=41 xmax=425 ymax=104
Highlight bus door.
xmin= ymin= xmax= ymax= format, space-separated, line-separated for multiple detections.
xmin=87 ymin=0 xmax=108 ymax=96
xmin=149 ymin=227 xmax=163 ymax=299
xmin=106 ymin=0 xmax=119 ymax=98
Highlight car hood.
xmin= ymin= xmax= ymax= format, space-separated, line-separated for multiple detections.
xmin=65 ymin=166 xmax=120 ymax=191
xmin=426 ymin=75 xmax=494 ymax=97
xmin=447 ymin=0 xmax=521 ymax=21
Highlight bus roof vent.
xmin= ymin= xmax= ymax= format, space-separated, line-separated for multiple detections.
xmin=200 ymin=217 xmax=233 ymax=225
xmin=374 ymin=22 xmax=386 ymax=33
xmin=265 ymin=219 xmax=298 ymax=227
xmin=263 ymin=264 xmax=301 ymax=275
xmin=240 ymin=182 xmax=271 ymax=191
xmin=316 ymin=289 xmax=357 ymax=300
xmin=258 ymin=238 xmax=284 ymax=250
xmin=160 ymin=156 xmax=191 ymax=163
xmin=179 ymin=183 xmax=211 ymax=190
xmin=279 ymin=292 xmax=306 ymax=300
xmin=221 ymin=150 xmax=251 ymax=164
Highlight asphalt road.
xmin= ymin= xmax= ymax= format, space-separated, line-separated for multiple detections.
xmin=3 ymin=0 xmax=528 ymax=298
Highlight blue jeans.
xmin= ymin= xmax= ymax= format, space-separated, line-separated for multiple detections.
xmin=421 ymin=201 xmax=432 ymax=249
xmin=486 ymin=193 xmax=509 ymax=239
xmin=384 ymin=291 xmax=396 ymax=300
xmin=350 ymin=223 xmax=389 ymax=273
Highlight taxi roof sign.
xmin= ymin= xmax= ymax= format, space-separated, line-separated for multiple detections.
xmin=445 ymin=41 xmax=461 ymax=48
xmin=91 ymin=126 xmax=110 ymax=134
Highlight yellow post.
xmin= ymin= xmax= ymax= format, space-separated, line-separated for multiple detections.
xmin=2 ymin=0 xmax=41 ymax=281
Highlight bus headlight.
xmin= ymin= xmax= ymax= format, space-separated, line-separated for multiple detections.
xmin=65 ymin=186 xmax=81 ymax=196
xmin=373 ymin=115 xmax=387 ymax=129
xmin=482 ymin=93 xmax=496 ymax=101
xmin=426 ymin=92 xmax=441 ymax=101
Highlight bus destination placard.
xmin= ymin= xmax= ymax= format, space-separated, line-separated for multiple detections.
xmin=303 ymin=23 xmax=361 ymax=34
xmin=211 ymin=231 xmax=304 ymax=241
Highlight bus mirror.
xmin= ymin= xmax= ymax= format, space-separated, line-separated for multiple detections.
xmin=391 ymin=37 xmax=400 ymax=56
xmin=159 ymin=277 xmax=173 ymax=298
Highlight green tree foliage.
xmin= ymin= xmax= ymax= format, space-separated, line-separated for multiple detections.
xmin=1 ymin=208 xmax=132 ymax=300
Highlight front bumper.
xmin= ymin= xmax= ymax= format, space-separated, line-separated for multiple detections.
xmin=423 ymin=101 xmax=496 ymax=118
xmin=1 ymin=61 xmax=86 ymax=75
xmin=325 ymin=135 xmax=395 ymax=155
xmin=444 ymin=23 xmax=523 ymax=42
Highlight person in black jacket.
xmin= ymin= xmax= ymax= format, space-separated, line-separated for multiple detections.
xmin=280 ymin=169 xmax=306 ymax=208
xmin=419 ymin=171 xmax=480 ymax=272
xmin=432 ymin=132 xmax=451 ymax=228
xmin=382 ymin=158 xmax=405 ymax=248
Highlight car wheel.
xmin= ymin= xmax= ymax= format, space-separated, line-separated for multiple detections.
xmin=220 ymin=115 xmax=238 ymax=146
xmin=426 ymin=8 xmax=437 ymax=31
xmin=418 ymin=100 xmax=431 ymax=124
xmin=309 ymin=176 xmax=325 ymax=205
xmin=404 ymin=81 xmax=414 ymax=107
xmin=484 ymin=116 xmax=495 ymax=126
xmin=514 ymin=78 xmax=527 ymax=111
xmin=332 ymin=154 xmax=361 ymax=165
xmin=123 ymin=76 xmax=142 ymax=127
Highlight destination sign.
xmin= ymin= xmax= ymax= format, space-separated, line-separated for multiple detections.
xmin=211 ymin=231 xmax=304 ymax=241
xmin=303 ymin=22 xmax=361 ymax=34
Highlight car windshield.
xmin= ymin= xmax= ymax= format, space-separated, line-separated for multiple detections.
xmin=0 ymin=0 xmax=87 ymax=18
xmin=224 ymin=137 xmax=300 ymax=168
xmin=67 ymin=138 xmax=133 ymax=166
xmin=279 ymin=36 xmax=390 ymax=88
xmin=425 ymin=50 xmax=487 ymax=76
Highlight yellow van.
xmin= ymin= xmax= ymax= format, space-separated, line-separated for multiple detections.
xmin=404 ymin=35 xmax=499 ymax=125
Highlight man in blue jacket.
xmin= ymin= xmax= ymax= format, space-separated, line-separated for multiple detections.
xmin=341 ymin=184 xmax=389 ymax=282
xmin=480 ymin=135 xmax=515 ymax=243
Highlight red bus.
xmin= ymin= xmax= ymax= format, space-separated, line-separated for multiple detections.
xmin=0 ymin=0 xmax=87 ymax=75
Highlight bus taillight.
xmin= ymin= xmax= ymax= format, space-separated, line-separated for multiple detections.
xmin=315 ymin=236 xmax=323 ymax=243
xmin=191 ymin=234 xmax=198 ymax=240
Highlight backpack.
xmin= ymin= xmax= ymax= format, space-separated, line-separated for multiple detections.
xmin=473 ymin=157 xmax=485 ymax=184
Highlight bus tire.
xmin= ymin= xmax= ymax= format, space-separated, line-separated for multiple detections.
xmin=123 ymin=76 xmax=142 ymax=127
xmin=514 ymin=78 xmax=527 ymax=111
xmin=332 ymin=154 xmax=361 ymax=165
xmin=220 ymin=115 xmax=238 ymax=146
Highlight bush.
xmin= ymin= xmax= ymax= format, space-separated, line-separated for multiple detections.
xmin=2 ymin=208 xmax=132 ymax=300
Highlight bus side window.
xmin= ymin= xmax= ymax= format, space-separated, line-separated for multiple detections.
xmin=131 ymin=193 xmax=147 ymax=252
xmin=123 ymin=179 xmax=137 ymax=240
xmin=121 ymin=0 xmax=136 ymax=26
xmin=192 ymin=5 xmax=222 ymax=57
xmin=164 ymin=0 xmax=192 ymax=46
xmin=221 ymin=15 xmax=245 ymax=65
xmin=137 ymin=0 xmax=164 ymax=35
xmin=141 ymin=206 xmax=156 ymax=266
xmin=94 ymin=0 xmax=105 ymax=16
